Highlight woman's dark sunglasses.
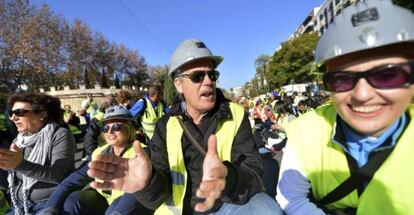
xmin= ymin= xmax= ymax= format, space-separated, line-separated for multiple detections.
xmin=8 ymin=109 xmax=38 ymax=117
xmin=102 ymin=123 xmax=124 ymax=133
xmin=323 ymin=62 xmax=414 ymax=92
xmin=178 ymin=70 xmax=220 ymax=83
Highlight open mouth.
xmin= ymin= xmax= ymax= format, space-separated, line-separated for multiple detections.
xmin=201 ymin=92 xmax=213 ymax=98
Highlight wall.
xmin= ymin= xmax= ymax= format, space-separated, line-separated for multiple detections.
xmin=43 ymin=84 xmax=147 ymax=112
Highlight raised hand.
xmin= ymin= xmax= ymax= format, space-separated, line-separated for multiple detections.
xmin=87 ymin=140 xmax=152 ymax=193
xmin=195 ymin=135 xmax=228 ymax=212
xmin=0 ymin=143 xmax=23 ymax=170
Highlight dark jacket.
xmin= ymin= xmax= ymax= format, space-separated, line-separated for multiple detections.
xmin=135 ymin=89 xmax=264 ymax=214
xmin=13 ymin=126 xmax=76 ymax=206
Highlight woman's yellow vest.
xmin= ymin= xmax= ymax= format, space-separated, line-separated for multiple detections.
xmin=154 ymin=102 xmax=245 ymax=215
xmin=285 ymin=104 xmax=414 ymax=214
xmin=91 ymin=144 xmax=136 ymax=204
xmin=141 ymin=99 xmax=164 ymax=139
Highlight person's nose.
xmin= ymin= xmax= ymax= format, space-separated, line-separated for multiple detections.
xmin=350 ymin=78 xmax=376 ymax=103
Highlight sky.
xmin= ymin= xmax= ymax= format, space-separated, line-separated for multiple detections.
xmin=31 ymin=0 xmax=324 ymax=90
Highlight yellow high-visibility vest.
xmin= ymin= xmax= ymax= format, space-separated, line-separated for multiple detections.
xmin=141 ymin=99 xmax=164 ymax=140
xmin=92 ymin=144 xmax=135 ymax=204
xmin=154 ymin=102 xmax=245 ymax=215
xmin=286 ymin=104 xmax=414 ymax=214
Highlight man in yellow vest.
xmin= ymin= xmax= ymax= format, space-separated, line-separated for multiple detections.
xmin=276 ymin=0 xmax=414 ymax=214
xmin=88 ymin=39 xmax=283 ymax=214
xmin=81 ymin=93 xmax=98 ymax=127
xmin=129 ymin=85 xmax=169 ymax=146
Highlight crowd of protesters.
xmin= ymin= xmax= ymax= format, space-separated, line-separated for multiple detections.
xmin=0 ymin=0 xmax=414 ymax=214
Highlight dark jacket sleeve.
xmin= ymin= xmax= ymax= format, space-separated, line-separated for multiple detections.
xmin=134 ymin=116 xmax=171 ymax=210
xmin=221 ymin=112 xmax=264 ymax=204
xmin=83 ymin=118 xmax=101 ymax=156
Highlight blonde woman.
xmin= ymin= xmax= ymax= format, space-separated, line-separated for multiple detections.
xmin=40 ymin=106 xmax=153 ymax=215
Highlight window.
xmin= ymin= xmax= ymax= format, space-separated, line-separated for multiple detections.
xmin=329 ymin=2 xmax=334 ymax=23
xmin=320 ymin=14 xmax=323 ymax=21
xmin=336 ymin=8 xmax=342 ymax=16
xmin=320 ymin=27 xmax=325 ymax=35
xmin=335 ymin=0 xmax=341 ymax=5
xmin=343 ymin=0 xmax=351 ymax=9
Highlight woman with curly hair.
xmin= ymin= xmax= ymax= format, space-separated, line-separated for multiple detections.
xmin=1 ymin=92 xmax=76 ymax=215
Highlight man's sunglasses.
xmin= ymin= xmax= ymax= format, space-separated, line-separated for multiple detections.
xmin=8 ymin=109 xmax=38 ymax=117
xmin=178 ymin=70 xmax=220 ymax=83
xmin=323 ymin=62 xmax=414 ymax=92
xmin=102 ymin=123 xmax=124 ymax=133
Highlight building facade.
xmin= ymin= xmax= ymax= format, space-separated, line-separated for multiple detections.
xmin=293 ymin=0 xmax=354 ymax=37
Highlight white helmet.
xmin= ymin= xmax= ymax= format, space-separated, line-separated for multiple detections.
xmin=102 ymin=105 xmax=134 ymax=122
xmin=315 ymin=0 xmax=414 ymax=67
xmin=169 ymin=39 xmax=223 ymax=77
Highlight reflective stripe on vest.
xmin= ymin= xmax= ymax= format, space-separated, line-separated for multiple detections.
xmin=154 ymin=102 xmax=245 ymax=215
xmin=92 ymin=143 xmax=136 ymax=204
xmin=141 ymin=99 xmax=164 ymax=139
xmin=286 ymin=104 xmax=414 ymax=214
xmin=170 ymin=171 xmax=185 ymax=185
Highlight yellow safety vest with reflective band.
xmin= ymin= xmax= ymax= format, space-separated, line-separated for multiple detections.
xmin=92 ymin=111 xmax=104 ymax=121
xmin=286 ymin=104 xmax=414 ymax=214
xmin=92 ymin=143 xmax=135 ymax=204
xmin=141 ymin=99 xmax=164 ymax=139
xmin=154 ymin=102 xmax=245 ymax=215
xmin=0 ymin=190 xmax=9 ymax=214
xmin=68 ymin=124 xmax=82 ymax=135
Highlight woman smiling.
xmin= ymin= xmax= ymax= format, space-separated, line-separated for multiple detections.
xmin=39 ymin=106 xmax=153 ymax=215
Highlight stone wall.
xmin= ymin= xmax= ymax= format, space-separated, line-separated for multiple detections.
xmin=43 ymin=84 xmax=147 ymax=112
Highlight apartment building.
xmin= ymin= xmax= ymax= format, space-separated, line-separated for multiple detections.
xmin=293 ymin=0 xmax=354 ymax=37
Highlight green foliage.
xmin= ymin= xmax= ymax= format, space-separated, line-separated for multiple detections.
xmin=163 ymin=74 xmax=176 ymax=106
xmin=268 ymin=33 xmax=320 ymax=87
xmin=148 ymin=66 xmax=176 ymax=106
xmin=255 ymin=54 xmax=271 ymax=93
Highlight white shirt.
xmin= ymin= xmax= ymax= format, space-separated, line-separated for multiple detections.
xmin=276 ymin=142 xmax=326 ymax=215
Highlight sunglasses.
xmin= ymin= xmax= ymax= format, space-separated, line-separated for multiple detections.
xmin=178 ymin=70 xmax=220 ymax=83
xmin=102 ymin=123 xmax=124 ymax=133
xmin=323 ymin=62 xmax=414 ymax=92
xmin=8 ymin=109 xmax=38 ymax=117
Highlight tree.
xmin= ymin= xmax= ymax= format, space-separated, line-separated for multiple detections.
xmin=0 ymin=0 xmax=33 ymax=92
xmin=148 ymin=65 xmax=175 ymax=105
xmin=91 ymin=33 xmax=116 ymax=88
xmin=117 ymin=45 xmax=148 ymax=88
xmin=66 ymin=19 xmax=94 ymax=88
xmin=268 ymin=33 xmax=320 ymax=88
xmin=0 ymin=0 xmax=151 ymax=92
xmin=255 ymin=54 xmax=270 ymax=93
xmin=0 ymin=1 xmax=67 ymax=91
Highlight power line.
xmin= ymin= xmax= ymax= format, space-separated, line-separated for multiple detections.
xmin=116 ymin=0 xmax=170 ymax=53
